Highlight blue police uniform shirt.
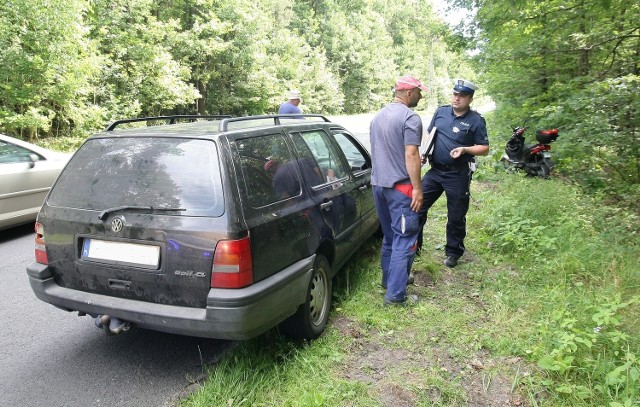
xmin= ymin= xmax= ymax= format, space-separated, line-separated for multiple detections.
xmin=428 ymin=105 xmax=488 ymax=166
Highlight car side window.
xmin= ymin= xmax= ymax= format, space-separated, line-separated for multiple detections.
xmin=0 ymin=140 xmax=35 ymax=164
xmin=291 ymin=131 xmax=347 ymax=188
xmin=331 ymin=132 xmax=371 ymax=172
xmin=236 ymin=134 xmax=301 ymax=207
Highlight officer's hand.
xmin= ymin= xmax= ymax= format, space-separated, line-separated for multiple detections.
xmin=450 ymin=147 xmax=466 ymax=159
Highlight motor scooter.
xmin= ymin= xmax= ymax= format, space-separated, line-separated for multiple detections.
xmin=500 ymin=125 xmax=559 ymax=178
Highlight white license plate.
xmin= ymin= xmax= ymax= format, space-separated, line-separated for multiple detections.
xmin=81 ymin=239 xmax=160 ymax=268
xmin=542 ymin=151 xmax=551 ymax=158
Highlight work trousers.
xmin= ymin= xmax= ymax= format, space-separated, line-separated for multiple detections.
xmin=373 ymin=186 xmax=420 ymax=302
xmin=418 ymin=167 xmax=472 ymax=259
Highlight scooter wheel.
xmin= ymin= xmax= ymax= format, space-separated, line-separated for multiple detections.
xmin=540 ymin=159 xmax=553 ymax=178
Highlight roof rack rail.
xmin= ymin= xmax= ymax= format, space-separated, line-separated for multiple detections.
xmin=105 ymin=115 xmax=232 ymax=131
xmin=219 ymin=114 xmax=330 ymax=132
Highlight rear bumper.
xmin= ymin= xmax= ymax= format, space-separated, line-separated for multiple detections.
xmin=27 ymin=255 xmax=314 ymax=340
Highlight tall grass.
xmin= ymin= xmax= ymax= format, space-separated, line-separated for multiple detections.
xmin=473 ymin=172 xmax=640 ymax=406
xmin=180 ymin=168 xmax=639 ymax=407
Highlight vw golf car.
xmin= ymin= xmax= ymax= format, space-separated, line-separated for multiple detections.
xmin=27 ymin=115 xmax=378 ymax=340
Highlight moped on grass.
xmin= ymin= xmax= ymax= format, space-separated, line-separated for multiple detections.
xmin=500 ymin=125 xmax=560 ymax=178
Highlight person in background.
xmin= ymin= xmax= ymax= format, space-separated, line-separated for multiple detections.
xmin=370 ymin=75 xmax=427 ymax=306
xmin=418 ymin=79 xmax=489 ymax=268
xmin=278 ymin=90 xmax=303 ymax=114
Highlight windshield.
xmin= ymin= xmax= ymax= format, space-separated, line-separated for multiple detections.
xmin=48 ymin=137 xmax=224 ymax=217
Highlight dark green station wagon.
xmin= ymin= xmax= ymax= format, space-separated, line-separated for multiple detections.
xmin=27 ymin=115 xmax=378 ymax=340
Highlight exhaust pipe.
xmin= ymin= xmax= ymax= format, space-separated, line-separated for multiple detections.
xmin=94 ymin=314 xmax=131 ymax=335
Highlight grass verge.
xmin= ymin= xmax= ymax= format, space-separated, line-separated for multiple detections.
xmin=180 ymin=169 xmax=639 ymax=407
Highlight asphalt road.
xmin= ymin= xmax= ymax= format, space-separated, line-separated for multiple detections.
xmin=329 ymin=113 xmax=374 ymax=149
xmin=0 ymin=224 xmax=233 ymax=407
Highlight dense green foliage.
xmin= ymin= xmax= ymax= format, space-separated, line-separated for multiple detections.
xmin=0 ymin=0 xmax=99 ymax=139
xmin=452 ymin=0 xmax=640 ymax=205
xmin=0 ymin=0 xmax=467 ymax=141
xmin=477 ymin=173 xmax=639 ymax=406
xmin=4 ymin=0 xmax=638 ymax=202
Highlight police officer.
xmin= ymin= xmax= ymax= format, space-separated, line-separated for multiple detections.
xmin=418 ymin=79 xmax=489 ymax=267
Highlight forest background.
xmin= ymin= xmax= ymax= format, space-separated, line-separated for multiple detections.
xmin=1 ymin=0 xmax=639 ymax=206
xmin=2 ymin=1 xmax=639 ymax=405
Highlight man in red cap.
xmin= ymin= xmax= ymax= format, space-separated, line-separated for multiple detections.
xmin=370 ymin=75 xmax=427 ymax=306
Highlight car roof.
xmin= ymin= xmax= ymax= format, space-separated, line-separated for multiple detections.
xmin=94 ymin=115 xmax=344 ymax=140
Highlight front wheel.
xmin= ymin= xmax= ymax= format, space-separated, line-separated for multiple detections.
xmin=280 ymin=255 xmax=332 ymax=340
xmin=500 ymin=154 xmax=518 ymax=173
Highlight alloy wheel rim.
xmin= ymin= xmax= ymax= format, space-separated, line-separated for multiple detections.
xmin=308 ymin=270 xmax=328 ymax=326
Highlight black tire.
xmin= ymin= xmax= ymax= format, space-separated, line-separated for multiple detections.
xmin=527 ymin=156 xmax=553 ymax=178
xmin=539 ymin=162 xmax=551 ymax=178
xmin=535 ymin=157 xmax=553 ymax=178
xmin=280 ymin=255 xmax=332 ymax=340
xmin=501 ymin=157 xmax=517 ymax=173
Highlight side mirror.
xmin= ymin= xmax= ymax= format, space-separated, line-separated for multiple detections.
xmin=28 ymin=153 xmax=39 ymax=168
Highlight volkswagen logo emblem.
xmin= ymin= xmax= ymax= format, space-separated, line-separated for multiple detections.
xmin=111 ymin=217 xmax=125 ymax=233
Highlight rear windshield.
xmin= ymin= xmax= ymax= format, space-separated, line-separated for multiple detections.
xmin=48 ymin=137 xmax=224 ymax=217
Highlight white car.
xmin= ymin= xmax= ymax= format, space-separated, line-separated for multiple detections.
xmin=0 ymin=133 xmax=71 ymax=231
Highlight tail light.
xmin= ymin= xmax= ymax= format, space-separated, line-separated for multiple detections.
xmin=34 ymin=222 xmax=48 ymax=265
xmin=211 ymin=237 xmax=253 ymax=288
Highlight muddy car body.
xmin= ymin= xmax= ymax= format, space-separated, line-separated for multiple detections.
xmin=26 ymin=115 xmax=378 ymax=340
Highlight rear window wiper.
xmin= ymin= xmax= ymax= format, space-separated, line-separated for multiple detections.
xmin=98 ymin=206 xmax=186 ymax=220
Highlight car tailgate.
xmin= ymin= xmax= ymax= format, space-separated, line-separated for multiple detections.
xmin=41 ymin=212 xmax=226 ymax=308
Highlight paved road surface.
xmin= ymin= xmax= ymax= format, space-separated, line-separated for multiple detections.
xmin=0 ymin=224 xmax=232 ymax=407
xmin=329 ymin=113 xmax=374 ymax=151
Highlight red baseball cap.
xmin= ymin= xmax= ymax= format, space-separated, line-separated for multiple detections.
xmin=395 ymin=75 xmax=428 ymax=92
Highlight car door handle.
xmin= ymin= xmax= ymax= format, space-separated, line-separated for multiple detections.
xmin=320 ymin=201 xmax=334 ymax=211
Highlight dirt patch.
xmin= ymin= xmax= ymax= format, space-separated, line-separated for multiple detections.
xmin=336 ymin=325 xmax=527 ymax=406
xmin=378 ymin=383 xmax=418 ymax=407
xmin=413 ymin=270 xmax=436 ymax=287
xmin=333 ymin=259 xmax=529 ymax=406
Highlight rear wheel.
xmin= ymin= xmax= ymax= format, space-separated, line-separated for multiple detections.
xmin=280 ymin=255 xmax=332 ymax=340
xmin=539 ymin=162 xmax=550 ymax=178
xmin=537 ymin=157 xmax=553 ymax=178
xmin=527 ymin=156 xmax=553 ymax=178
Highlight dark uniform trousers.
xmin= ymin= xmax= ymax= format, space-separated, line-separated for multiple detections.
xmin=417 ymin=162 xmax=472 ymax=258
